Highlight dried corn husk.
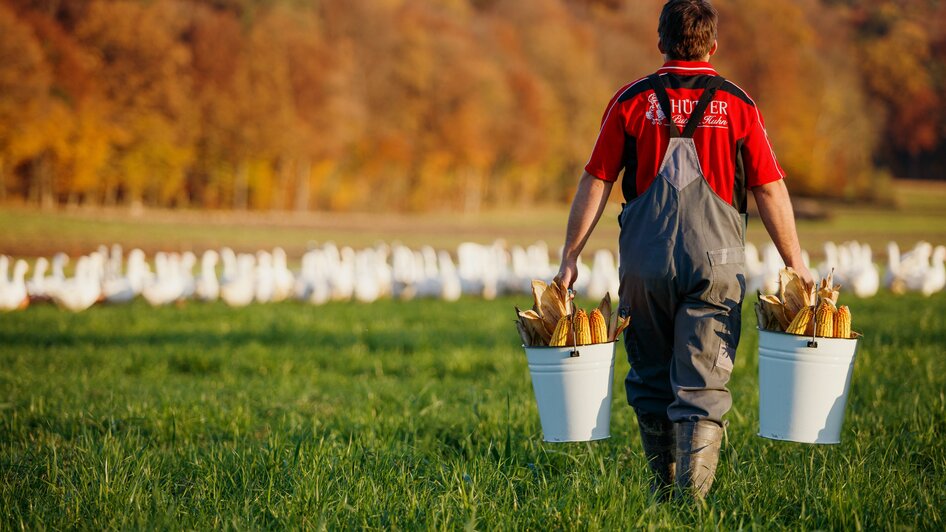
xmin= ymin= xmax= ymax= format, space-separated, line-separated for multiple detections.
xmin=778 ymin=268 xmax=812 ymax=321
xmin=539 ymin=281 xmax=569 ymax=336
xmin=609 ymin=315 xmax=631 ymax=342
xmin=597 ymin=293 xmax=612 ymax=333
xmin=516 ymin=306 xmax=551 ymax=346
xmin=817 ymin=269 xmax=840 ymax=308
xmin=531 ymin=280 xmax=547 ymax=314
xmin=756 ymin=293 xmax=790 ymax=331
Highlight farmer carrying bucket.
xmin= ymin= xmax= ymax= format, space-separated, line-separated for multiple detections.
xmin=553 ymin=0 xmax=813 ymax=501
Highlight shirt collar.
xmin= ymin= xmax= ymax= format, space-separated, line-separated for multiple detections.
xmin=657 ymin=60 xmax=718 ymax=76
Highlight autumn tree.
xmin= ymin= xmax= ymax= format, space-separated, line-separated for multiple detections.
xmin=1 ymin=0 xmax=944 ymax=211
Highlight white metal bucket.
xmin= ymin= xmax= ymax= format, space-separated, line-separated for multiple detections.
xmin=758 ymin=329 xmax=858 ymax=444
xmin=524 ymin=342 xmax=616 ymax=442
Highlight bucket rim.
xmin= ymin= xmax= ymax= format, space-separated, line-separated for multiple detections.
xmin=757 ymin=327 xmax=861 ymax=342
xmin=521 ymin=340 xmax=617 ymax=350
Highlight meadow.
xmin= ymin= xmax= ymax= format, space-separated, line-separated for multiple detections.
xmin=2 ymin=292 xmax=944 ymax=529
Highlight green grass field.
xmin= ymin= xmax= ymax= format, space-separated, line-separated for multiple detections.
xmin=2 ymin=293 xmax=944 ymax=529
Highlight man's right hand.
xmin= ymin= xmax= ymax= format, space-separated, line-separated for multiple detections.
xmin=790 ymin=262 xmax=815 ymax=293
xmin=554 ymin=257 xmax=579 ymax=289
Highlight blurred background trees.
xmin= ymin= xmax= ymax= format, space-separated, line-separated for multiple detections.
xmin=1 ymin=0 xmax=943 ymax=211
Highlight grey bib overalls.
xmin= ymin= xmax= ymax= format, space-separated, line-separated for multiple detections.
xmin=618 ymin=74 xmax=746 ymax=425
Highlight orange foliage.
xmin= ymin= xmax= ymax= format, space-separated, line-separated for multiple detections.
xmin=0 ymin=0 xmax=944 ymax=210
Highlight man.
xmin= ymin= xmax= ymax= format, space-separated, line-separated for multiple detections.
xmin=554 ymin=0 xmax=813 ymax=500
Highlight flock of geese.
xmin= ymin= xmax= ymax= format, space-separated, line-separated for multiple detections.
xmin=1 ymin=240 xmax=944 ymax=312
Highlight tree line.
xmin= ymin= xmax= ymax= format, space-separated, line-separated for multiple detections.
xmin=1 ymin=0 xmax=943 ymax=211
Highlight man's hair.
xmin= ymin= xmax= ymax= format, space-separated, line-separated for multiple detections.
xmin=658 ymin=0 xmax=718 ymax=61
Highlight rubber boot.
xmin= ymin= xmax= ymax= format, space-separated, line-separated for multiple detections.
xmin=636 ymin=412 xmax=675 ymax=499
xmin=674 ymin=420 xmax=723 ymax=500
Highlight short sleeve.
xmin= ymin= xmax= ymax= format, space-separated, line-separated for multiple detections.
xmin=584 ymin=93 xmax=629 ymax=183
xmin=743 ymin=107 xmax=786 ymax=188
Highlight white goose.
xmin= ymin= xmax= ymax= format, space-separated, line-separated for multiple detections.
xmin=102 ymin=271 xmax=136 ymax=304
xmin=744 ymin=242 xmax=765 ymax=294
xmin=195 ymin=250 xmax=220 ymax=302
xmin=372 ymin=243 xmax=393 ymax=298
xmin=271 ymin=247 xmax=294 ymax=302
xmin=480 ymin=242 xmax=506 ymax=300
xmin=759 ymin=243 xmax=783 ymax=295
xmin=254 ymin=250 xmax=275 ymax=304
xmin=527 ymin=241 xmax=552 ymax=282
xmin=295 ymin=248 xmax=331 ymax=305
xmin=49 ymin=255 xmax=101 ymax=312
xmin=903 ymin=244 xmax=945 ymax=296
xmin=0 ymin=258 xmax=29 ymax=311
xmin=331 ymin=247 xmax=356 ymax=301
xmin=142 ymin=252 xmax=186 ymax=306
xmin=923 ymin=246 xmax=946 ymax=296
xmin=414 ymin=246 xmax=442 ymax=299
xmin=353 ymin=248 xmax=381 ymax=303
xmin=126 ymin=249 xmax=151 ymax=295
xmin=219 ymin=247 xmax=238 ymax=286
xmin=457 ymin=242 xmax=487 ymax=297
xmin=390 ymin=244 xmax=418 ymax=300
xmin=818 ymin=241 xmax=843 ymax=286
xmin=586 ymin=249 xmax=619 ymax=301
xmin=509 ymin=245 xmax=533 ymax=294
xmin=220 ymin=253 xmax=255 ymax=307
xmin=884 ymin=241 xmax=905 ymax=293
xmin=26 ymin=257 xmax=50 ymax=300
xmin=895 ymin=242 xmax=933 ymax=295
xmin=847 ymin=243 xmax=879 ymax=298
xmin=306 ymin=249 xmax=332 ymax=305
xmin=438 ymin=250 xmax=462 ymax=301
xmin=102 ymin=247 xmax=139 ymax=304
xmin=179 ymin=252 xmax=197 ymax=300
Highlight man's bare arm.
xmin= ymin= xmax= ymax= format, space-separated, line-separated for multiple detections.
xmin=554 ymin=171 xmax=614 ymax=288
xmin=752 ymin=179 xmax=814 ymax=287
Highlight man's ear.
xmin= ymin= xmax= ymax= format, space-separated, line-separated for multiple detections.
xmin=657 ymin=40 xmax=666 ymax=54
xmin=709 ymin=40 xmax=718 ymax=57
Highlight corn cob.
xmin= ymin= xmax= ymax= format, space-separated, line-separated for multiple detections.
xmin=834 ymin=305 xmax=852 ymax=339
xmin=574 ymin=309 xmax=591 ymax=346
xmin=814 ymin=301 xmax=835 ymax=338
xmin=549 ymin=315 xmax=571 ymax=347
xmin=589 ymin=308 xmax=608 ymax=344
xmin=785 ymin=306 xmax=813 ymax=335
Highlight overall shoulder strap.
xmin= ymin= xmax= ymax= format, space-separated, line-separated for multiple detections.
xmin=681 ymin=75 xmax=726 ymax=138
xmin=647 ymin=74 xmax=680 ymax=138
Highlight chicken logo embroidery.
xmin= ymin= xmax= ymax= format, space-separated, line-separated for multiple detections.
xmin=645 ymin=93 xmax=666 ymax=126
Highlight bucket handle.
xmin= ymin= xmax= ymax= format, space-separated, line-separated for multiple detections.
xmin=568 ymin=289 xmax=580 ymax=358
xmin=807 ymin=303 xmax=818 ymax=349
xmin=807 ymin=268 xmax=837 ymax=349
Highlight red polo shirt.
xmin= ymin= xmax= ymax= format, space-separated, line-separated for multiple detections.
xmin=584 ymin=61 xmax=785 ymax=211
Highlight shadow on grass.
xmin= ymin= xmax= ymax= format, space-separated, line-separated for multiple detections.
xmin=0 ymin=325 xmax=511 ymax=353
